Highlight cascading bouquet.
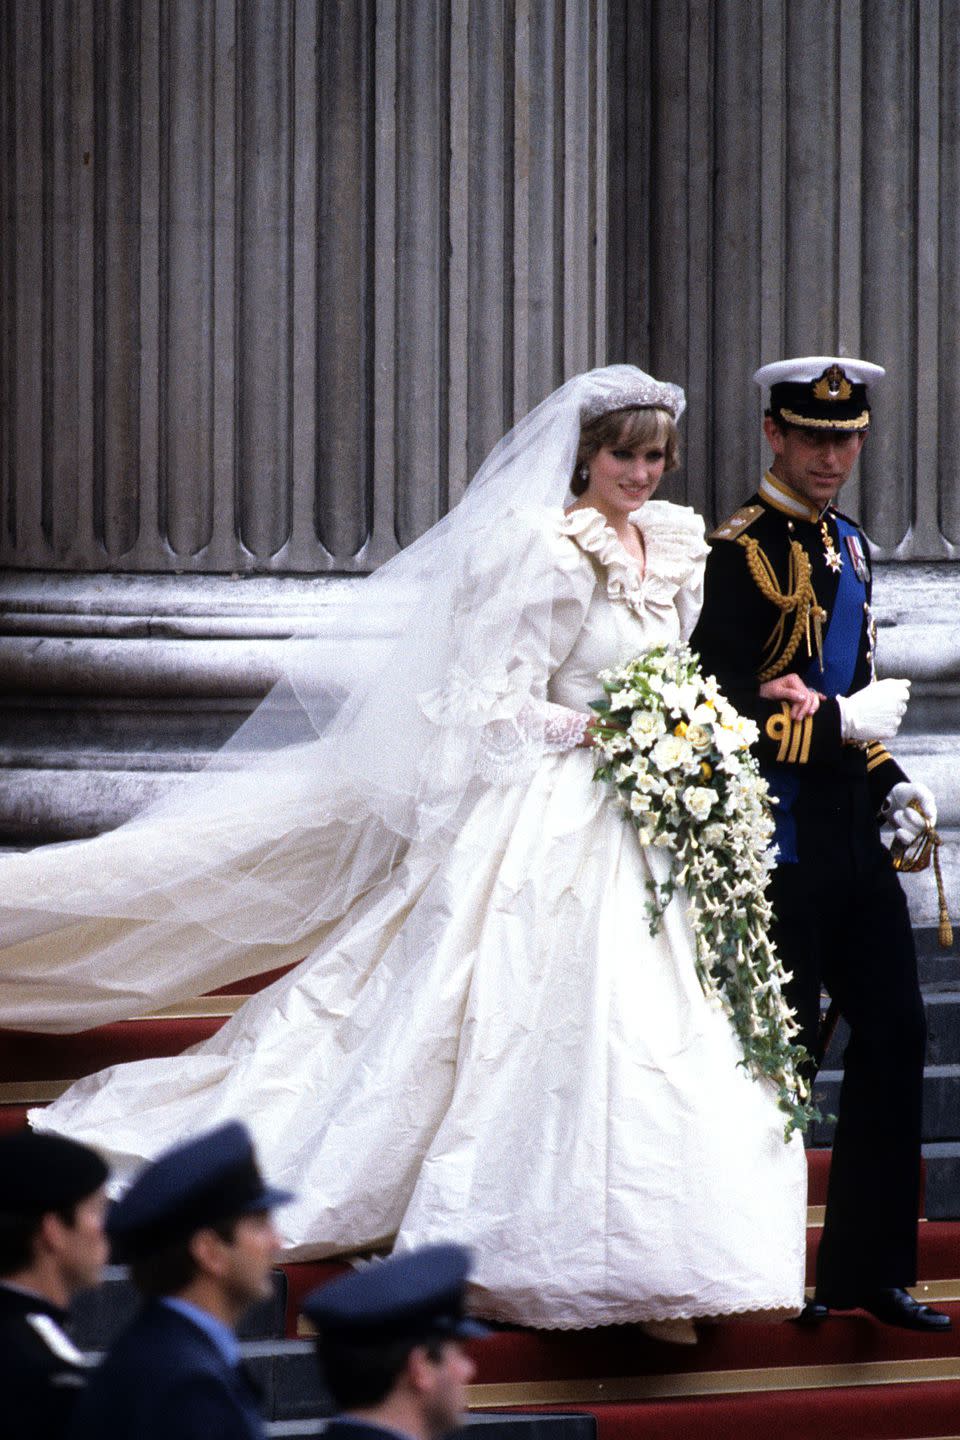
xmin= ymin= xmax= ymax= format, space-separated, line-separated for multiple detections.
xmin=590 ymin=643 xmax=818 ymax=1135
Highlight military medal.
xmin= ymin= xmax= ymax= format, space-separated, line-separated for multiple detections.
xmin=821 ymin=520 xmax=843 ymax=573
xmin=845 ymin=533 xmax=870 ymax=583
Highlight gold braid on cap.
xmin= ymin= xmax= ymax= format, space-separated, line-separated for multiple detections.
xmin=737 ymin=536 xmax=827 ymax=679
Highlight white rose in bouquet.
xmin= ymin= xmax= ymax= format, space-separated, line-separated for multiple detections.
xmin=588 ymin=643 xmax=815 ymax=1136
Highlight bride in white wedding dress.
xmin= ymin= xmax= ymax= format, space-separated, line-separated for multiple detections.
xmin=0 ymin=366 xmax=806 ymax=1333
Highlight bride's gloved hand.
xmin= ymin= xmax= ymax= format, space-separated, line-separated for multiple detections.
xmin=883 ymin=781 xmax=938 ymax=845
xmin=836 ymin=678 xmax=910 ymax=743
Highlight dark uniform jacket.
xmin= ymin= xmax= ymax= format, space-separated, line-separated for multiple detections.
xmin=0 ymin=1282 xmax=90 ymax=1440
xmin=692 ymin=473 xmax=926 ymax=1296
xmin=68 ymin=1300 xmax=265 ymax=1440
xmin=691 ymin=478 xmax=905 ymax=839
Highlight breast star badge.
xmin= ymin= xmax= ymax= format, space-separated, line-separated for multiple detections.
xmin=821 ymin=520 xmax=843 ymax=573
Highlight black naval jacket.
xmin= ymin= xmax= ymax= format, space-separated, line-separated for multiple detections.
xmin=0 ymin=1282 xmax=90 ymax=1440
xmin=691 ymin=474 xmax=906 ymax=842
xmin=693 ymin=472 xmax=926 ymax=1295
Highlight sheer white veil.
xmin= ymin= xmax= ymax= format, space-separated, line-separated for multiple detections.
xmin=0 ymin=365 xmax=685 ymax=1013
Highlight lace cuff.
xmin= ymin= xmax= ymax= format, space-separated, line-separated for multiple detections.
xmin=542 ymin=702 xmax=590 ymax=752
xmin=476 ymin=703 xmax=589 ymax=786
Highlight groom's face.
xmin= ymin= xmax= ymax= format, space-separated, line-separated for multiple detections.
xmin=764 ymin=417 xmax=865 ymax=512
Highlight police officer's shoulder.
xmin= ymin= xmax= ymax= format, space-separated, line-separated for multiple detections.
xmin=25 ymin=1312 xmax=88 ymax=1369
xmin=0 ymin=1288 xmax=84 ymax=1370
xmin=709 ymin=504 xmax=764 ymax=542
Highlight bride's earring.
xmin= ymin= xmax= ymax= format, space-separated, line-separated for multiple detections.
xmin=578 ymin=464 xmax=589 ymax=486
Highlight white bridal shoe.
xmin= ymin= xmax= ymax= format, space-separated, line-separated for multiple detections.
xmin=639 ymin=1318 xmax=698 ymax=1345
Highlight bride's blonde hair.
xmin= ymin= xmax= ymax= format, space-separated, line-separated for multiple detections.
xmin=571 ymin=406 xmax=680 ymax=495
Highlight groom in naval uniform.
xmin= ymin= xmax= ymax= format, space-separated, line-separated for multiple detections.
xmin=691 ymin=356 xmax=948 ymax=1331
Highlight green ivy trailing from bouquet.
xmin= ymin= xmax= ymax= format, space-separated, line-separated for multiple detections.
xmin=590 ymin=643 xmax=819 ymax=1136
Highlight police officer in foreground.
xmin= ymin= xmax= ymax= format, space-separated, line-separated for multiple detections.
xmin=0 ymin=1130 xmax=109 ymax=1440
xmin=69 ymin=1120 xmax=293 ymax=1440
xmin=303 ymin=1244 xmax=489 ymax=1440
xmin=692 ymin=356 xmax=948 ymax=1332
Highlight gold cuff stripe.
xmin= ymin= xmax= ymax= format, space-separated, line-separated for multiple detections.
xmin=799 ymin=715 xmax=813 ymax=764
xmin=866 ymin=748 xmax=892 ymax=772
xmin=778 ymin=406 xmax=870 ymax=431
xmin=464 ymin=1354 xmax=960 ymax=1407
xmin=765 ymin=704 xmax=812 ymax=764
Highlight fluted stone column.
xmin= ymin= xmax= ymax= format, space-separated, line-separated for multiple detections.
xmin=607 ymin=0 xmax=960 ymax=942
xmin=3 ymin=0 xmax=960 ymax=945
xmin=0 ymin=0 xmax=610 ymax=839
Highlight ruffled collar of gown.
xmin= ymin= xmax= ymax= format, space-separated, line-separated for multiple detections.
xmin=558 ymin=502 xmax=707 ymax=613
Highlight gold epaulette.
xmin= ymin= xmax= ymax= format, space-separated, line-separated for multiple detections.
xmin=765 ymin=702 xmax=814 ymax=764
xmin=709 ymin=505 xmax=763 ymax=541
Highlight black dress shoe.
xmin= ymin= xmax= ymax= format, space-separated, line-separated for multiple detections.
xmin=857 ymin=1288 xmax=952 ymax=1332
xmin=792 ymin=1299 xmax=830 ymax=1325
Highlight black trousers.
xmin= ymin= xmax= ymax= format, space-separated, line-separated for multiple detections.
xmin=768 ymin=780 xmax=926 ymax=1297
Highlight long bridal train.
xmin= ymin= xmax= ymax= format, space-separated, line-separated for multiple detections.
xmin=15 ymin=504 xmax=806 ymax=1329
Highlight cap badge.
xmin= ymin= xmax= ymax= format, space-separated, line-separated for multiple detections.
xmin=812 ymin=364 xmax=852 ymax=403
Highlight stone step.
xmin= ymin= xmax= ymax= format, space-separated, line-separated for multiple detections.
xmin=923 ymin=1142 xmax=960 ymax=1220
xmin=923 ymin=993 xmax=960 ymax=1065
xmin=915 ymin=928 xmax=960 ymax=989
xmin=821 ymin=990 xmax=960 ymax=1071
xmin=242 ymin=1338 xmax=325 ymax=1423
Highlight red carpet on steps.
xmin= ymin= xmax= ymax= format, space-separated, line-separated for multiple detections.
xmin=0 ymin=1019 xmax=224 ymax=1078
xmin=0 ymin=963 xmax=297 ymax=1082
xmin=5 ymin=986 xmax=960 ymax=1438
xmin=518 ymin=1384 xmax=960 ymax=1440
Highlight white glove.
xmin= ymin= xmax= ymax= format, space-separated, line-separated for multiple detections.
xmin=836 ymin=678 xmax=911 ymax=743
xmin=884 ymin=780 xmax=938 ymax=844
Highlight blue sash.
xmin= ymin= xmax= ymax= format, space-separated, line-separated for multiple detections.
xmin=764 ymin=514 xmax=866 ymax=862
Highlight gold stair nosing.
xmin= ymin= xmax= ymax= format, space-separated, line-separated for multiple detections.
xmin=466 ymin=1355 xmax=960 ymax=1407
xmin=0 ymin=1079 xmax=71 ymax=1103
xmin=142 ymin=995 xmax=245 ymax=1019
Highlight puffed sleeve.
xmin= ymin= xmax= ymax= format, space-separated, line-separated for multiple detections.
xmin=636 ymin=500 xmax=710 ymax=640
xmin=416 ymin=507 xmax=598 ymax=786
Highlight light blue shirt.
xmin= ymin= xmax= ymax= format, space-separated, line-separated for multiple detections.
xmin=334 ymin=1422 xmax=418 ymax=1440
xmin=160 ymin=1296 xmax=241 ymax=1368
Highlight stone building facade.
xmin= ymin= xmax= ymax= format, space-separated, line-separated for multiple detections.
xmin=1 ymin=0 xmax=957 ymax=935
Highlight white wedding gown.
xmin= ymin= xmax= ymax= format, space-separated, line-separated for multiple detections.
xmin=15 ymin=502 xmax=806 ymax=1328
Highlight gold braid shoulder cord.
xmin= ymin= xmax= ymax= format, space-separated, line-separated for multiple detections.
xmin=737 ymin=535 xmax=827 ymax=680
